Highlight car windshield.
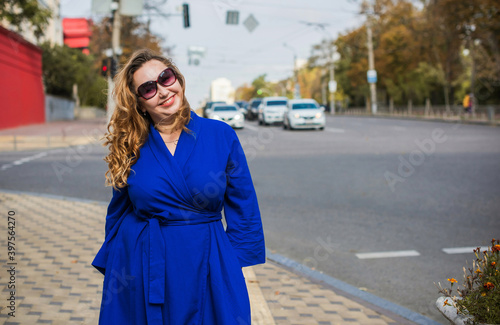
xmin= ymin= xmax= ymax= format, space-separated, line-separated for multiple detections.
xmin=251 ymin=100 xmax=262 ymax=108
xmin=267 ymin=101 xmax=287 ymax=106
xmin=208 ymin=102 xmax=224 ymax=108
xmin=213 ymin=106 xmax=238 ymax=111
xmin=292 ymin=103 xmax=318 ymax=109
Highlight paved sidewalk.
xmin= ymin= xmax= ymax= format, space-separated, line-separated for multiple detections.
xmin=0 ymin=191 xmax=416 ymax=325
xmin=0 ymin=119 xmax=107 ymax=152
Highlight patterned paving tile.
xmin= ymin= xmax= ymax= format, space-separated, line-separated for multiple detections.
xmin=251 ymin=261 xmax=407 ymax=325
xmin=0 ymin=192 xmax=417 ymax=325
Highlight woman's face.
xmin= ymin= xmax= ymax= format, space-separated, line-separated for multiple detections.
xmin=133 ymin=59 xmax=184 ymax=125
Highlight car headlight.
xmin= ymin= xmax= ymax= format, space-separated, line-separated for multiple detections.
xmin=294 ymin=113 xmax=301 ymax=119
xmin=234 ymin=114 xmax=242 ymax=120
xmin=213 ymin=114 xmax=221 ymax=120
xmin=315 ymin=112 xmax=323 ymax=119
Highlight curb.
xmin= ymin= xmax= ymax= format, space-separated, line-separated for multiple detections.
xmin=266 ymin=249 xmax=442 ymax=325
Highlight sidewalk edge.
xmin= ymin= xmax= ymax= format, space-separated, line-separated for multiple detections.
xmin=0 ymin=188 xmax=108 ymax=206
xmin=266 ymin=249 xmax=442 ymax=325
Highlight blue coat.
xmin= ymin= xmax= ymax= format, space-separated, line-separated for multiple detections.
xmin=92 ymin=111 xmax=265 ymax=324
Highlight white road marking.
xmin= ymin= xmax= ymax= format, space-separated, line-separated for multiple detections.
xmin=442 ymin=246 xmax=489 ymax=254
xmin=356 ymin=250 xmax=420 ymax=259
xmin=1 ymin=151 xmax=48 ymax=171
xmin=325 ymin=127 xmax=345 ymax=133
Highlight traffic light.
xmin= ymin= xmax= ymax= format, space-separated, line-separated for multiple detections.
xmin=110 ymin=58 xmax=118 ymax=78
xmin=182 ymin=3 xmax=190 ymax=28
xmin=101 ymin=58 xmax=109 ymax=77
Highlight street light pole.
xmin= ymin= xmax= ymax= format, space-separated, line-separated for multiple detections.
xmin=283 ymin=43 xmax=300 ymax=99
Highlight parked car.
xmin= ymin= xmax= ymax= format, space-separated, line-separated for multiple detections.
xmin=247 ymin=98 xmax=262 ymax=120
xmin=207 ymin=103 xmax=245 ymax=129
xmin=258 ymin=97 xmax=288 ymax=125
xmin=235 ymin=100 xmax=249 ymax=117
xmin=202 ymin=101 xmax=225 ymax=118
xmin=283 ymin=99 xmax=325 ymax=130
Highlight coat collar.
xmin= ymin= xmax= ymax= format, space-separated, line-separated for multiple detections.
xmin=146 ymin=110 xmax=201 ymax=204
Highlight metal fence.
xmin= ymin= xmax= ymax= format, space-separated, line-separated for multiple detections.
xmin=340 ymin=105 xmax=500 ymax=123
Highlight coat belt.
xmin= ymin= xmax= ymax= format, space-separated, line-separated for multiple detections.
xmin=138 ymin=210 xmax=222 ymax=307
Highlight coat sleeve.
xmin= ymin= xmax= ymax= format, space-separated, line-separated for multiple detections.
xmin=92 ymin=186 xmax=133 ymax=275
xmin=223 ymin=131 xmax=266 ymax=267
xmin=104 ymin=186 xmax=132 ymax=237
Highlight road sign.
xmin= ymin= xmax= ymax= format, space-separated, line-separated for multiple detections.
xmin=328 ymin=80 xmax=337 ymax=93
xmin=226 ymin=11 xmax=239 ymax=25
xmin=367 ymin=69 xmax=377 ymax=83
xmin=243 ymin=14 xmax=259 ymax=33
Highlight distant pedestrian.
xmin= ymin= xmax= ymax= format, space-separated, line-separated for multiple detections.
xmin=463 ymin=93 xmax=472 ymax=113
xmin=92 ymin=48 xmax=265 ymax=324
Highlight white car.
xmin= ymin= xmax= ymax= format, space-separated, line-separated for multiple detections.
xmin=258 ymin=97 xmax=288 ymax=125
xmin=207 ymin=103 xmax=245 ymax=129
xmin=283 ymin=99 xmax=325 ymax=130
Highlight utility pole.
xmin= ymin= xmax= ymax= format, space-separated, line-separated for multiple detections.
xmin=366 ymin=20 xmax=377 ymax=114
xmin=301 ymin=22 xmax=336 ymax=114
xmin=363 ymin=0 xmax=377 ymax=115
xmin=284 ymin=43 xmax=300 ymax=99
xmin=329 ymin=46 xmax=335 ymax=115
xmin=107 ymin=0 xmax=121 ymax=123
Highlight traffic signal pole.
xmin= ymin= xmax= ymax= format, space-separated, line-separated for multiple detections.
xmin=107 ymin=1 xmax=121 ymax=123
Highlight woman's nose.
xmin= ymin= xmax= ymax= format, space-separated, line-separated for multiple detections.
xmin=157 ymin=83 xmax=170 ymax=98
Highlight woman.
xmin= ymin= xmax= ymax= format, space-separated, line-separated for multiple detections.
xmin=92 ymin=48 xmax=265 ymax=324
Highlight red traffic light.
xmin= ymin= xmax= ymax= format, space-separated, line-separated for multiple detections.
xmin=101 ymin=58 xmax=109 ymax=77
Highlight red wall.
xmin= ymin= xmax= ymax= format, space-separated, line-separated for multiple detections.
xmin=0 ymin=25 xmax=45 ymax=129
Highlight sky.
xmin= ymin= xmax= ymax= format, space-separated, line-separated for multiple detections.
xmin=60 ymin=0 xmax=365 ymax=108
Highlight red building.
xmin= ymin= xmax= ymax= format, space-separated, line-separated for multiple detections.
xmin=0 ymin=25 xmax=45 ymax=129
xmin=62 ymin=18 xmax=92 ymax=54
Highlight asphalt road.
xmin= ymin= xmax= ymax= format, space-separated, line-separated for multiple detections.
xmin=1 ymin=115 xmax=499 ymax=323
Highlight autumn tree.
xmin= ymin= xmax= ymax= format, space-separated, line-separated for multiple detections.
xmin=89 ymin=16 xmax=166 ymax=70
xmin=235 ymin=83 xmax=255 ymax=101
xmin=0 ymin=0 xmax=51 ymax=40
xmin=426 ymin=0 xmax=500 ymax=105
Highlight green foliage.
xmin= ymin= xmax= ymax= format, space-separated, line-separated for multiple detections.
xmin=41 ymin=43 xmax=78 ymax=98
xmin=251 ymin=74 xmax=269 ymax=98
xmin=41 ymin=42 xmax=106 ymax=107
xmin=0 ymin=0 xmax=51 ymax=40
xmin=437 ymin=239 xmax=500 ymax=324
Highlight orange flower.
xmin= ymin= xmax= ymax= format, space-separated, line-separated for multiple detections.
xmin=475 ymin=268 xmax=482 ymax=274
xmin=492 ymin=262 xmax=497 ymax=267
xmin=443 ymin=299 xmax=449 ymax=307
xmin=481 ymin=292 xmax=487 ymax=297
xmin=492 ymin=245 xmax=500 ymax=252
xmin=447 ymin=278 xmax=458 ymax=284
xmin=484 ymin=282 xmax=495 ymax=290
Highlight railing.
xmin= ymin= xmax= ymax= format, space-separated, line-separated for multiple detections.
xmin=338 ymin=105 xmax=500 ymax=124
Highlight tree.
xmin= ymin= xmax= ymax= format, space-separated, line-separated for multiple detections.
xmin=235 ymin=83 xmax=255 ymax=101
xmin=333 ymin=27 xmax=370 ymax=107
xmin=0 ymin=0 xmax=51 ymax=40
xmin=297 ymin=67 xmax=323 ymax=103
xmin=41 ymin=42 xmax=106 ymax=107
xmin=89 ymin=16 xmax=166 ymax=69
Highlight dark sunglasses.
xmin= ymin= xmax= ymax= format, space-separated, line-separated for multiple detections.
xmin=136 ymin=67 xmax=177 ymax=100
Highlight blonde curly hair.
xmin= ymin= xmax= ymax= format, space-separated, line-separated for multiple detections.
xmin=104 ymin=48 xmax=191 ymax=189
